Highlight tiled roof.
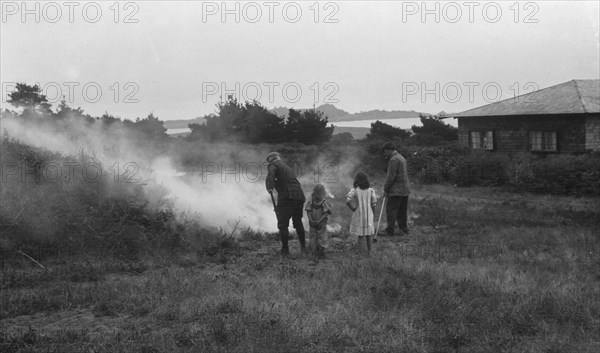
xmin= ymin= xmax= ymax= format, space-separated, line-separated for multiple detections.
xmin=452 ymin=79 xmax=600 ymax=117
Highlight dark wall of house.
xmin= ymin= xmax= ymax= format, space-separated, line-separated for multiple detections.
xmin=585 ymin=115 xmax=600 ymax=151
xmin=457 ymin=114 xmax=592 ymax=153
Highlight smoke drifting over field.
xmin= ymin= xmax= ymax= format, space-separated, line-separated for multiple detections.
xmin=1 ymin=117 xmax=280 ymax=232
xmin=151 ymin=156 xmax=277 ymax=232
xmin=1 ymin=116 xmax=361 ymax=234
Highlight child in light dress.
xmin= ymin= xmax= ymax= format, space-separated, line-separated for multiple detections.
xmin=346 ymin=172 xmax=378 ymax=256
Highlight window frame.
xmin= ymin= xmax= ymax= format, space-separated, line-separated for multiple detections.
xmin=469 ymin=130 xmax=494 ymax=151
xmin=529 ymin=130 xmax=558 ymax=152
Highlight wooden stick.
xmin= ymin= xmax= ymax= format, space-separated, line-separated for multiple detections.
xmin=375 ymin=196 xmax=387 ymax=240
xmin=17 ymin=249 xmax=51 ymax=271
xmin=314 ymin=224 xmax=320 ymax=264
xmin=269 ymin=191 xmax=277 ymax=214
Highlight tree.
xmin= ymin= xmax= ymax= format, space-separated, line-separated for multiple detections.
xmin=243 ymin=101 xmax=286 ymax=143
xmin=286 ymin=108 xmax=334 ymax=144
xmin=54 ymin=99 xmax=93 ymax=123
xmin=216 ymin=98 xmax=245 ymax=138
xmin=99 ymin=111 xmax=122 ymax=125
xmin=7 ymin=83 xmax=52 ymax=116
xmin=411 ymin=114 xmax=458 ymax=141
xmin=188 ymin=98 xmax=245 ymax=142
xmin=133 ymin=113 xmax=168 ymax=140
xmin=188 ymin=115 xmax=218 ymax=142
xmin=187 ymin=99 xmax=333 ymax=144
xmin=188 ymin=99 xmax=282 ymax=143
xmin=366 ymin=120 xmax=411 ymax=140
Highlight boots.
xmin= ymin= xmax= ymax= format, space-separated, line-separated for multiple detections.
xmin=280 ymin=228 xmax=290 ymax=257
xmin=280 ymin=228 xmax=307 ymax=256
xmin=297 ymin=228 xmax=307 ymax=255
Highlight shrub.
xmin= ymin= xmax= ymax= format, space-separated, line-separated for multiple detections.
xmin=0 ymin=135 xmax=179 ymax=260
xmin=366 ymin=120 xmax=411 ymax=140
xmin=518 ymin=153 xmax=600 ymax=196
xmin=405 ymin=133 xmax=447 ymax=146
xmin=451 ymin=151 xmax=600 ymax=196
xmin=400 ymin=146 xmax=464 ymax=184
xmin=353 ymin=140 xmax=598 ymax=197
xmin=411 ymin=114 xmax=458 ymax=141
xmin=454 ymin=151 xmax=510 ymax=186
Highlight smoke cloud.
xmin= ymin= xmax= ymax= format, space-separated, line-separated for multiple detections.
xmin=1 ymin=116 xmax=356 ymax=234
xmin=2 ymin=112 xmax=372 ymax=236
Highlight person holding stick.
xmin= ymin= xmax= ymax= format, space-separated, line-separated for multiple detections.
xmin=266 ymin=152 xmax=306 ymax=256
xmin=381 ymin=142 xmax=410 ymax=236
xmin=346 ymin=172 xmax=378 ymax=256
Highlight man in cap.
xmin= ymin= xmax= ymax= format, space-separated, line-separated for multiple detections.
xmin=266 ymin=152 xmax=306 ymax=256
xmin=381 ymin=142 xmax=410 ymax=236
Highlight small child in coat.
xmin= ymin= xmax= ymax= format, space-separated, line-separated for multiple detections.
xmin=346 ymin=172 xmax=378 ymax=256
xmin=305 ymin=184 xmax=332 ymax=259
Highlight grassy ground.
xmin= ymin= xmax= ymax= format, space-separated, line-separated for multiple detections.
xmin=1 ymin=184 xmax=599 ymax=353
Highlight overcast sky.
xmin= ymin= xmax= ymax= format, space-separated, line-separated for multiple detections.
xmin=1 ymin=1 xmax=599 ymax=120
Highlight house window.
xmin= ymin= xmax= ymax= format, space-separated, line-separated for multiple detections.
xmin=529 ymin=131 xmax=557 ymax=151
xmin=470 ymin=131 xmax=494 ymax=150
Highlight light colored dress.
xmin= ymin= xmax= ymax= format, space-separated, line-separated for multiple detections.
xmin=346 ymin=187 xmax=378 ymax=236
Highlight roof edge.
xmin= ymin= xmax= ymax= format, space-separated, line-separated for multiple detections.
xmin=453 ymin=79 xmax=600 ymax=117
xmin=451 ymin=112 xmax=599 ymax=118
xmin=572 ymin=80 xmax=588 ymax=114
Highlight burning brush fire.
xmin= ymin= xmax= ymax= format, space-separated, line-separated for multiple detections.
xmin=2 ymin=115 xmax=353 ymax=238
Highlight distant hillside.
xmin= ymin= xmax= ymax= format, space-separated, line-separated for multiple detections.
xmin=164 ymin=104 xmax=433 ymax=129
xmin=312 ymin=104 xmax=351 ymax=120
xmin=272 ymin=104 xmax=428 ymax=122
xmin=163 ymin=117 xmax=207 ymax=130
xmin=338 ymin=109 xmax=423 ymax=122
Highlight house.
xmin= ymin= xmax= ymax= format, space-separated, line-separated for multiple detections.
xmin=449 ymin=79 xmax=600 ymax=153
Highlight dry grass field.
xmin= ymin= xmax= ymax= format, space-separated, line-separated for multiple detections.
xmin=1 ymin=184 xmax=599 ymax=353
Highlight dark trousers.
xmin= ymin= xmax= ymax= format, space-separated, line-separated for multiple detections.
xmin=385 ymin=195 xmax=409 ymax=235
xmin=276 ymin=199 xmax=306 ymax=252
